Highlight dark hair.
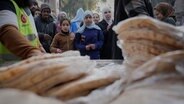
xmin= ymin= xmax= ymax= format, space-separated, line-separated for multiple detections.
xmin=60 ymin=18 xmax=71 ymax=25
xmin=35 ymin=7 xmax=40 ymax=11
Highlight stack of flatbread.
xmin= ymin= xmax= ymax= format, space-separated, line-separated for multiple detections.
xmin=66 ymin=51 xmax=184 ymax=104
xmin=0 ymin=51 xmax=123 ymax=102
xmin=111 ymin=50 xmax=184 ymax=104
xmin=65 ymin=17 xmax=184 ymax=104
xmin=113 ymin=16 xmax=184 ymax=67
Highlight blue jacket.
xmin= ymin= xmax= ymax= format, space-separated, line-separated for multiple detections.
xmin=75 ymin=28 xmax=104 ymax=59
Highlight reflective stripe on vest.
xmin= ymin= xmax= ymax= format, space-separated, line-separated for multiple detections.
xmin=0 ymin=0 xmax=39 ymax=63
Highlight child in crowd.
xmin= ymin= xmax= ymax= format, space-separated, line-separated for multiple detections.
xmin=74 ymin=10 xmax=104 ymax=59
xmin=56 ymin=12 xmax=67 ymax=33
xmin=34 ymin=8 xmax=41 ymax=18
xmin=154 ymin=2 xmax=176 ymax=25
xmin=50 ymin=18 xmax=74 ymax=53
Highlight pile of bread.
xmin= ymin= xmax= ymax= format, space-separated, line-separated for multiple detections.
xmin=0 ymin=16 xmax=184 ymax=104
xmin=113 ymin=16 xmax=184 ymax=67
xmin=0 ymin=51 xmax=124 ymax=103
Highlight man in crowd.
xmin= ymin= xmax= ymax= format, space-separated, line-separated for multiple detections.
xmin=34 ymin=4 xmax=56 ymax=53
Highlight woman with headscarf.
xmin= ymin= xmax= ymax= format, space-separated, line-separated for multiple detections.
xmin=74 ymin=10 xmax=104 ymax=59
xmin=154 ymin=2 xmax=176 ymax=25
xmin=70 ymin=8 xmax=85 ymax=33
xmin=98 ymin=7 xmax=114 ymax=59
xmin=55 ymin=11 xmax=67 ymax=33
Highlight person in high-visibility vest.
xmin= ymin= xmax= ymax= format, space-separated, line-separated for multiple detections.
xmin=0 ymin=0 xmax=45 ymax=64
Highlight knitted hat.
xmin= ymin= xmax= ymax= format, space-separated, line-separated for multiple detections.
xmin=40 ymin=4 xmax=51 ymax=11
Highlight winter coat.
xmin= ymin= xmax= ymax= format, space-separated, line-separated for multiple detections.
xmin=163 ymin=17 xmax=176 ymax=25
xmin=98 ymin=19 xmax=114 ymax=59
xmin=74 ymin=28 xmax=103 ymax=59
xmin=50 ymin=32 xmax=74 ymax=53
xmin=34 ymin=15 xmax=56 ymax=53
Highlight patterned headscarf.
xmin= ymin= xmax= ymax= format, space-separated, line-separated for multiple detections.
xmin=154 ymin=2 xmax=174 ymax=18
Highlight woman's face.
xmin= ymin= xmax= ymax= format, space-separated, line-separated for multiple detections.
xmin=84 ymin=15 xmax=93 ymax=26
xmin=103 ymin=10 xmax=112 ymax=21
xmin=61 ymin=20 xmax=70 ymax=32
xmin=93 ymin=13 xmax=100 ymax=24
xmin=154 ymin=10 xmax=164 ymax=20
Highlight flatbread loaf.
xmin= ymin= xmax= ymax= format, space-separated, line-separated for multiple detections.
xmin=113 ymin=16 xmax=184 ymax=67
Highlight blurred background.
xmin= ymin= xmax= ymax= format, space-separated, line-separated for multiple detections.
xmin=36 ymin=0 xmax=114 ymax=19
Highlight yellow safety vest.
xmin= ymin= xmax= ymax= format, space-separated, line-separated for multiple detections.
xmin=0 ymin=0 xmax=39 ymax=63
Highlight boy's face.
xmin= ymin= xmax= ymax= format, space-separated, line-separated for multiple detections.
xmin=61 ymin=20 xmax=70 ymax=32
xmin=84 ymin=15 xmax=93 ymax=26
xmin=154 ymin=10 xmax=164 ymax=20
xmin=34 ymin=10 xmax=41 ymax=17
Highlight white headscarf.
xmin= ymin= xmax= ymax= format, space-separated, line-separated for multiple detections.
xmin=71 ymin=8 xmax=84 ymax=23
xmin=102 ymin=7 xmax=113 ymax=25
xmin=77 ymin=10 xmax=101 ymax=34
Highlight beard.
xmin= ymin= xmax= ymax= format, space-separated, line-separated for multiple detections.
xmin=14 ymin=0 xmax=33 ymax=8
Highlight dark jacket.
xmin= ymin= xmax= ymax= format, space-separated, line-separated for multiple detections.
xmin=74 ymin=28 xmax=103 ymax=59
xmin=163 ymin=17 xmax=176 ymax=25
xmin=98 ymin=19 xmax=114 ymax=59
xmin=113 ymin=0 xmax=154 ymax=59
xmin=34 ymin=15 xmax=56 ymax=53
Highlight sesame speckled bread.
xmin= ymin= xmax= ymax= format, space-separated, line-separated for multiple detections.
xmin=113 ymin=16 xmax=184 ymax=67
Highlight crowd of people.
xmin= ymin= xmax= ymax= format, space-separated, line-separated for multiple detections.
xmin=0 ymin=0 xmax=184 ymax=65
